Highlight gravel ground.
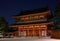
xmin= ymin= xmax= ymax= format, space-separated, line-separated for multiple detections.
xmin=0 ymin=37 xmax=60 ymax=41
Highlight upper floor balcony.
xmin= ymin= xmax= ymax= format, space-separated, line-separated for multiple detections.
xmin=12 ymin=10 xmax=51 ymax=21
xmin=11 ymin=7 xmax=53 ymax=24
xmin=16 ymin=18 xmax=48 ymax=24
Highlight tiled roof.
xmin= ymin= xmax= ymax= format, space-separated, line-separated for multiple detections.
xmin=15 ymin=6 xmax=49 ymax=16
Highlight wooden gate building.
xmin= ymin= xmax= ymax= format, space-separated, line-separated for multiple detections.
xmin=9 ymin=7 xmax=54 ymax=37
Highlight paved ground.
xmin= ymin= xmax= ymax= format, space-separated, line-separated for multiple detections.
xmin=0 ymin=37 xmax=60 ymax=41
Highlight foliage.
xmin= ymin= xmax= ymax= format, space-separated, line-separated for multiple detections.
xmin=0 ymin=17 xmax=8 ymax=35
xmin=55 ymin=3 xmax=60 ymax=18
xmin=54 ymin=2 xmax=60 ymax=30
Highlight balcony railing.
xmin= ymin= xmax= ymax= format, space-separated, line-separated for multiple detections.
xmin=17 ymin=19 xmax=47 ymax=23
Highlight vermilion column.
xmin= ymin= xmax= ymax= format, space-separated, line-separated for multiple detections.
xmin=46 ymin=29 xmax=47 ymax=37
xmin=39 ymin=30 xmax=41 ymax=37
xmin=27 ymin=29 xmax=29 ymax=36
xmin=38 ymin=27 xmax=41 ymax=37
xmin=18 ymin=27 xmax=21 ymax=37
xmin=33 ymin=28 xmax=35 ymax=36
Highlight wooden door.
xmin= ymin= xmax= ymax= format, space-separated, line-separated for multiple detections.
xmin=42 ymin=30 xmax=46 ymax=37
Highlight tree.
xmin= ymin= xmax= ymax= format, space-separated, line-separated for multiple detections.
xmin=0 ymin=17 xmax=8 ymax=35
xmin=54 ymin=2 xmax=60 ymax=29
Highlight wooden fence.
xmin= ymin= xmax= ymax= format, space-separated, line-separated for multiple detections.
xmin=51 ymin=31 xmax=60 ymax=39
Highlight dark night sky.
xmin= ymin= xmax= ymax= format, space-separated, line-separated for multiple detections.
xmin=0 ymin=0 xmax=60 ymax=25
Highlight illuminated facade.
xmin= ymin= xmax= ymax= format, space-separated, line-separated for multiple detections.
xmin=9 ymin=7 xmax=54 ymax=37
